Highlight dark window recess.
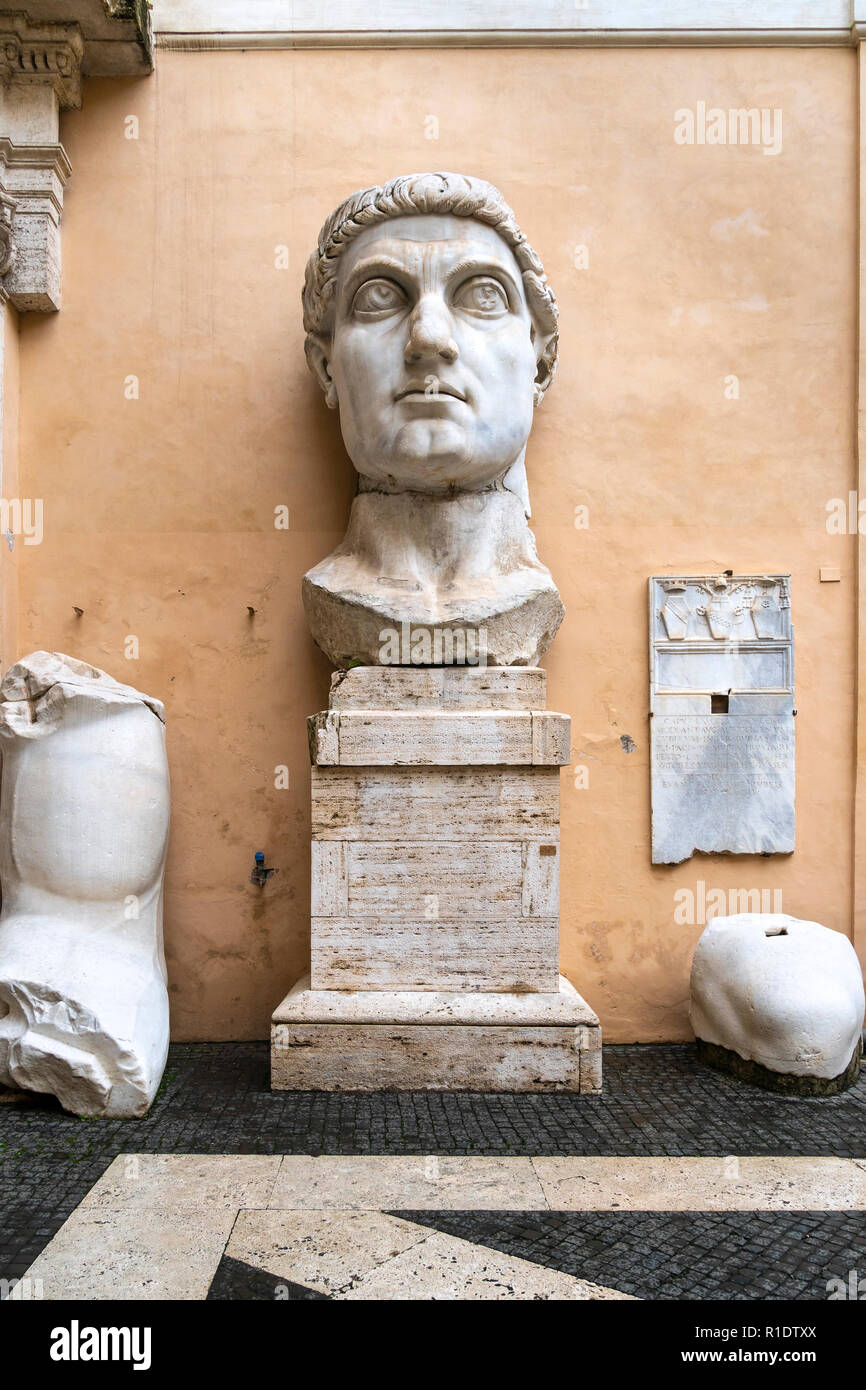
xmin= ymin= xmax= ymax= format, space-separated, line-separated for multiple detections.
xmin=711 ymin=693 xmax=729 ymax=714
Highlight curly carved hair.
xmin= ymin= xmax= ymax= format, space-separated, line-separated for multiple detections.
xmin=302 ymin=172 xmax=559 ymax=403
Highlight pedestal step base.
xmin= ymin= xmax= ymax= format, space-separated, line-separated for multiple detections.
xmin=271 ymin=975 xmax=601 ymax=1093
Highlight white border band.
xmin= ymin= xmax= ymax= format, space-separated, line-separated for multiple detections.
xmin=153 ymin=1 xmax=866 ymax=48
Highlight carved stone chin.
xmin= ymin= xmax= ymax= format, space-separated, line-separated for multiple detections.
xmin=303 ymin=486 xmax=564 ymax=667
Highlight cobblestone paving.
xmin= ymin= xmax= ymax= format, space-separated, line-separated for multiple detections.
xmin=390 ymin=1209 xmax=864 ymax=1302
xmin=2 ymin=1041 xmax=864 ymax=1283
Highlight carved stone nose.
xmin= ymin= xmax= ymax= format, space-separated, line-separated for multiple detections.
xmin=404 ymin=297 xmax=458 ymax=364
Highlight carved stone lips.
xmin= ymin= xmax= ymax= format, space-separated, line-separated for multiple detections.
xmin=395 ymin=381 xmax=467 ymax=402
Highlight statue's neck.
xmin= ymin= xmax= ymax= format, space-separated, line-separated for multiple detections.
xmin=340 ymin=486 xmax=543 ymax=586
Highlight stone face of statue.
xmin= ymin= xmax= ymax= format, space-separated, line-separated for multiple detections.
xmin=323 ymin=214 xmax=540 ymax=494
xmin=301 ymin=174 xmax=565 ymax=668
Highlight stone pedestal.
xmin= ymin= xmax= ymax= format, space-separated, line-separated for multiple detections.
xmin=271 ymin=666 xmax=601 ymax=1093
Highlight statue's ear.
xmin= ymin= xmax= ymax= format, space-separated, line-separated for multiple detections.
xmin=530 ymin=322 xmax=557 ymax=403
xmin=304 ymin=334 xmax=339 ymax=409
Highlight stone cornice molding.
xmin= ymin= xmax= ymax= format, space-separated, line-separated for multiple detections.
xmin=0 ymin=135 xmax=71 ymax=185
xmin=0 ymin=2 xmax=152 ymax=76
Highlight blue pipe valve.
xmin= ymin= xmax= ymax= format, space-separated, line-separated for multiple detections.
xmin=250 ymin=851 xmax=275 ymax=888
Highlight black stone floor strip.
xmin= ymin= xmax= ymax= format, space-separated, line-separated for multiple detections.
xmin=206 ymin=1255 xmax=329 ymax=1301
xmin=389 ymin=1209 xmax=866 ymax=1302
xmin=1 ymin=1041 xmax=864 ymax=1284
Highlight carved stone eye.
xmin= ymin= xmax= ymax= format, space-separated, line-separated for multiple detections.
xmin=352 ymin=279 xmax=407 ymax=317
xmin=453 ymin=277 xmax=508 ymax=316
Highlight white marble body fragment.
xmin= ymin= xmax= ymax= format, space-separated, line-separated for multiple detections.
xmin=0 ymin=652 xmax=171 ymax=1117
xmin=690 ymin=913 xmax=865 ymax=1080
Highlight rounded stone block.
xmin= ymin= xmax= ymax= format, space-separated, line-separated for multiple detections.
xmin=690 ymin=913 xmax=865 ymax=1092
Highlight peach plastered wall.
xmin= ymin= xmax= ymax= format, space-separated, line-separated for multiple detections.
xmin=12 ymin=45 xmax=858 ymax=1041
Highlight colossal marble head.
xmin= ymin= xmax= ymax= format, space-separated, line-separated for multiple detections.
xmin=302 ymin=172 xmax=558 ymax=501
xmin=301 ymin=174 xmax=565 ymax=669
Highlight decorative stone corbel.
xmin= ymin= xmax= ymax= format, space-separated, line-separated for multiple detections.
xmin=0 ymin=12 xmax=84 ymax=110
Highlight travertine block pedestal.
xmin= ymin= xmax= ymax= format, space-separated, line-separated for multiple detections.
xmin=271 ymin=667 xmax=601 ymax=1093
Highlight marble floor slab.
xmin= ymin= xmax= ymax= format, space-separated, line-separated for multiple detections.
xmin=16 ymin=1152 xmax=866 ymax=1301
xmin=267 ymin=1154 xmax=549 ymax=1209
xmin=529 ymin=1156 xmax=866 ymax=1210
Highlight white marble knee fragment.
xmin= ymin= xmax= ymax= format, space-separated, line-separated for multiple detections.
xmin=690 ymin=913 xmax=865 ymax=1081
xmin=0 ymin=651 xmax=171 ymax=1117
